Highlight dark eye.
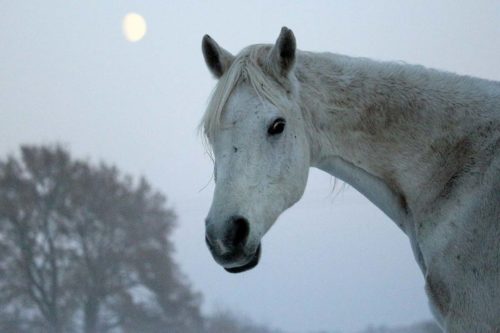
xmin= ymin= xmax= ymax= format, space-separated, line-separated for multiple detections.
xmin=268 ymin=118 xmax=286 ymax=135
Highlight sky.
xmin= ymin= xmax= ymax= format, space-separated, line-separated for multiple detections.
xmin=1 ymin=1 xmax=499 ymax=332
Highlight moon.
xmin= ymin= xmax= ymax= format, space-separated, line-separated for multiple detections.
xmin=123 ymin=13 xmax=147 ymax=42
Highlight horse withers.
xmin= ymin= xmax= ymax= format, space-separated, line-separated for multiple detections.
xmin=200 ymin=27 xmax=500 ymax=332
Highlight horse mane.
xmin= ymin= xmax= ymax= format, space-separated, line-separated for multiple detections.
xmin=200 ymin=45 xmax=288 ymax=141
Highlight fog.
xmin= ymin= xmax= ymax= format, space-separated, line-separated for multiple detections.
xmin=1 ymin=1 xmax=498 ymax=332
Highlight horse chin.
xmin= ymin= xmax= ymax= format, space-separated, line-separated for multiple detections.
xmin=224 ymin=244 xmax=261 ymax=274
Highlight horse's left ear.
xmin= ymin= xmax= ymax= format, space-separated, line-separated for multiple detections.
xmin=267 ymin=27 xmax=296 ymax=76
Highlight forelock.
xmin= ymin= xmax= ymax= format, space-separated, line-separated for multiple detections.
xmin=199 ymin=44 xmax=289 ymax=142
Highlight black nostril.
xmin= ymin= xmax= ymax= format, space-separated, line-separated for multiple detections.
xmin=228 ymin=216 xmax=250 ymax=248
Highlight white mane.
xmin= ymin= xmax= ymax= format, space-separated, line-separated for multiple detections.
xmin=200 ymin=45 xmax=289 ymax=141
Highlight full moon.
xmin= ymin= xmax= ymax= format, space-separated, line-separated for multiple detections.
xmin=122 ymin=13 xmax=147 ymax=42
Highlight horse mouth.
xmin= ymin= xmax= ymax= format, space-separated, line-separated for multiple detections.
xmin=224 ymin=244 xmax=261 ymax=274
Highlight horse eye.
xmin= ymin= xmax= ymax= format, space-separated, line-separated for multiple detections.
xmin=268 ymin=118 xmax=286 ymax=135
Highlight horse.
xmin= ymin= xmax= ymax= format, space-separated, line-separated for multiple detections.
xmin=199 ymin=27 xmax=500 ymax=332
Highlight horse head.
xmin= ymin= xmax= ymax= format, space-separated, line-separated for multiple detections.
xmin=201 ymin=28 xmax=310 ymax=273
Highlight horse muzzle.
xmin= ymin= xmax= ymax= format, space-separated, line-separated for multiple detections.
xmin=205 ymin=215 xmax=262 ymax=273
xmin=223 ymin=243 xmax=261 ymax=273
xmin=205 ymin=234 xmax=262 ymax=273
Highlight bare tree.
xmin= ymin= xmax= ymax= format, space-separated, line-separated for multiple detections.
xmin=0 ymin=146 xmax=79 ymax=333
xmin=0 ymin=145 xmax=203 ymax=333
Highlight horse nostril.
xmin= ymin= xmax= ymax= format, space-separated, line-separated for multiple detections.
xmin=228 ymin=216 xmax=250 ymax=248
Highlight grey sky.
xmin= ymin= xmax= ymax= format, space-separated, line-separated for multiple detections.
xmin=1 ymin=1 xmax=499 ymax=332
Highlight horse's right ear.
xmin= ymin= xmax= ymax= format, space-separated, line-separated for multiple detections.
xmin=202 ymin=35 xmax=235 ymax=79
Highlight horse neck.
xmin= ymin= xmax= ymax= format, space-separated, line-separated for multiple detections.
xmin=294 ymin=51 xmax=498 ymax=210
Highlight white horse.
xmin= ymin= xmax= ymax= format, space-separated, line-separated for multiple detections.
xmin=200 ymin=27 xmax=500 ymax=332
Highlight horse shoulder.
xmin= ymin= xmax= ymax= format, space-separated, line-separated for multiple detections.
xmin=417 ymin=138 xmax=500 ymax=331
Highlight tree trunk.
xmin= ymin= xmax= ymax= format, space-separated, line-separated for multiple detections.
xmin=84 ymin=296 xmax=100 ymax=333
xmin=47 ymin=309 xmax=63 ymax=333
